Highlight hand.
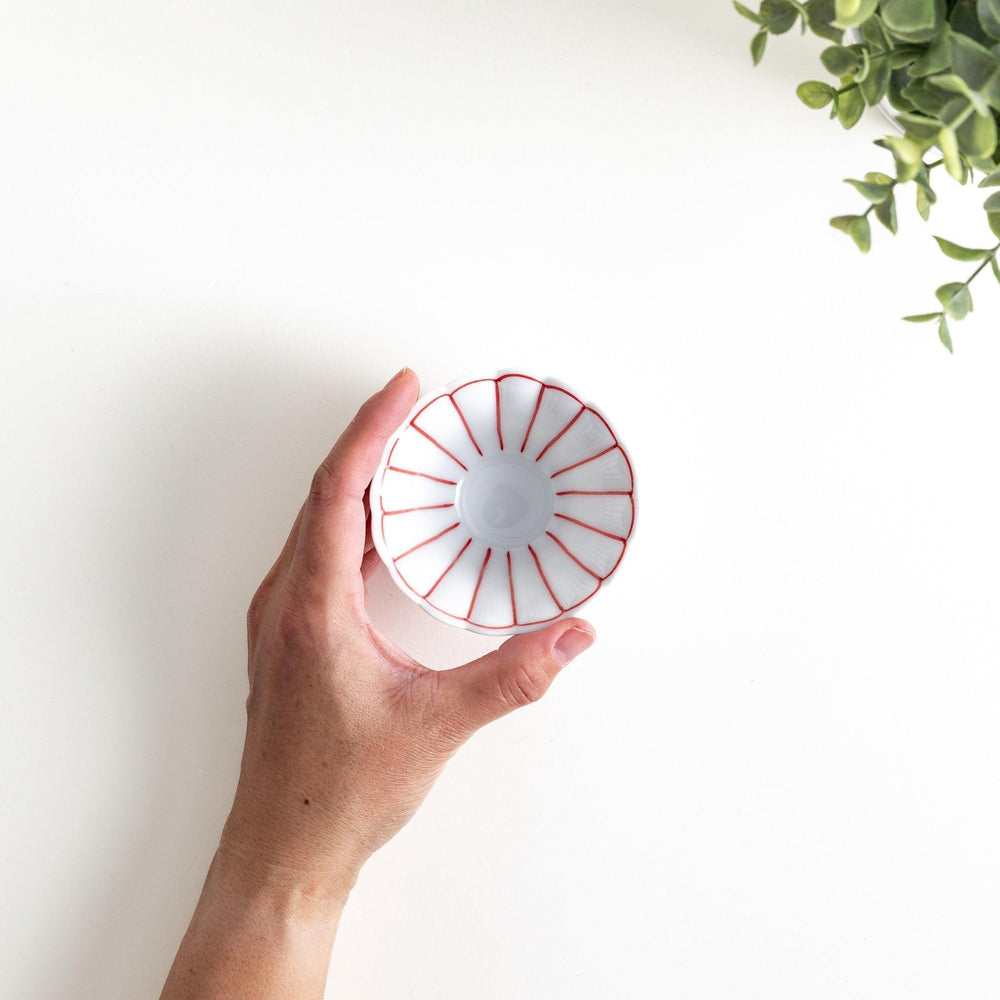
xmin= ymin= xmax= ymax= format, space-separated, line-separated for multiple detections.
xmin=222 ymin=367 xmax=595 ymax=896
xmin=162 ymin=368 xmax=596 ymax=999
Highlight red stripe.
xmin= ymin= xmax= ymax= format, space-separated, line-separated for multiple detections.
xmin=546 ymin=530 xmax=601 ymax=580
xmin=450 ymin=396 xmax=483 ymax=457
xmin=528 ymin=545 xmax=563 ymax=611
xmin=536 ymin=405 xmax=584 ymax=462
xmin=507 ymin=550 xmax=518 ymax=625
xmin=467 ymin=547 xmax=492 ymax=619
xmin=387 ymin=466 xmax=458 ymax=486
xmin=555 ymin=489 xmax=631 ymax=496
xmin=553 ymin=513 xmax=626 ymax=542
xmin=423 ymin=536 xmax=473 ymax=599
xmin=412 ymin=425 xmax=469 ymax=471
xmin=519 ymin=384 xmax=545 ymax=453
xmin=393 ymin=522 xmax=460 ymax=561
xmin=495 ymin=380 xmax=504 ymax=451
xmin=383 ymin=502 xmax=454 ymax=516
xmin=425 ymin=600 xmax=561 ymax=630
xmin=550 ymin=444 xmax=618 ymax=479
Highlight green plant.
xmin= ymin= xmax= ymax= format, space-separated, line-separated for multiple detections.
xmin=735 ymin=0 xmax=1000 ymax=351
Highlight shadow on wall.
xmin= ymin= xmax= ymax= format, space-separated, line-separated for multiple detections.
xmin=29 ymin=333 xmax=491 ymax=1000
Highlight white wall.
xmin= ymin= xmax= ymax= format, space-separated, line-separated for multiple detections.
xmin=3 ymin=2 xmax=999 ymax=997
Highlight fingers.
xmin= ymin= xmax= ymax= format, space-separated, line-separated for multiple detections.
xmin=293 ymin=368 xmax=420 ymax=590
xmin=434 ymin=619 xmax=595 ymax=738
xmin=251 ymin=501 xmax=306 ymax=603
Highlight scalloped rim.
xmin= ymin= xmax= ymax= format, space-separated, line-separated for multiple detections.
xmin=369 ymin=369 xmax=638 ymax=636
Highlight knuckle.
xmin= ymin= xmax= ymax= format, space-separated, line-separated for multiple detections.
xmin=309 ymin=459 xmax=360 ymax=507
xmin=499 ymin=661 xmax=550 ymax=710
xmin=309 ymin=460 xmax=337 ymax=501
xmin=246 ymin=587 xmax=268 ymax=638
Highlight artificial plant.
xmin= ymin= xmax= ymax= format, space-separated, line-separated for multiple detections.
xmin=736 ymin=0 xmax=1000 ymax=351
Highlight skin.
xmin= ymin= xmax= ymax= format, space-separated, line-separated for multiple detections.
xmin=160 ymin=368 xmax=596 ymax=999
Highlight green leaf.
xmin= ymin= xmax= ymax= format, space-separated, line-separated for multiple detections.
xmin=968 ymin=154 xmax=1000 ymax=171
xmin=860 ymin=51 xmax=891 ymax=105
xmin=958 ymin=105 xmax=998 ymax=156
xmin=903 ymin=312 xmax=941 ymax=322
xmin=889 ymin=76 xmax=915 ymax=111
xmin=797 ymin=80 xmax=838 ymax=107
xmin=837 ymin=84 xmax=866 ymax=126
xmin=917 ymin=183 xmax=933 ymax=219
xmin=952 ymin=0 xmax=992 ymax=43
xmin=939 ymin=125 xmax=966 ymax=180
xmin=949 ymin=33 xmax=1000 ymax=91
xmin=937 ymin=97 xmax=999 ymax=159
xmin=877 ymin=135 xmax=925 ymax=181
xmin=874 ymin=192 xmax=898 ymax=233
xmin=977 ymin=164 xmax=1000 ymax=186
xmin=751 ymin=29 xmax=768 ymax=64
xmin=933 ymin=236 xmax=992 ymax=260
xmin=833 ymin=0 xmax=878 ymax=29
xmin=821 ymin=43 xmax=862 ymax=74
xmin=938 ymin=314 xmax=954 ymax=352
xmin=991 ymin=255 xmax=1000 ymax=281
xmin=936 ymin=281 xmax=973 ymax=318
xmin=900 ymin=80 xmax=949 ymax=116
xmin=807 ymin=0 xmax=844 ymax=41
xmin=984 ymin=190 xmax=1000 ymax=236
xmin=734 ymin=1 xmax=766 ymax=23
xmin=880 ymin=0 xmax=945 ymax=43
xmin=890 ymin=46 xmax=922 ymax=68
xmin=865 ymin=171 xmax=894 ymax=184
xmin=762 ymin=0 xmax=798 ymax=33
xmin=979 ymin=0 xmax=1000 ymax=41
xmin=915 ymin=162 xmax=938 ymax=200
xmin=909 ymin=27 xmax=952 ymax=75
xmin=830 ymin=213 xmax=872 ymax=251
xmin=844 ymin=177 xmax=894 ymax=202
xmin=861 ymin=12 xmax=891 ymax=49
xmin=894 ymin=111 xmax=944 ymax=143
xmin=928 ymin=73 xmax=991 ymax=116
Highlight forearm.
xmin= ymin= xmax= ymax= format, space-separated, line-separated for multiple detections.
xmin=159 ymin=839 xmax=353 ymax=1000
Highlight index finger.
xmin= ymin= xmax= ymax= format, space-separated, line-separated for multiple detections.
xmin=293 ymin=368 xmax=420 ymax=590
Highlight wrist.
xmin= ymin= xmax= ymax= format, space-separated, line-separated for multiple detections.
xmin=160 ymin=838 xmax=348 ymax=998
xmin=218 ymin=792 xmax=364 ymax=915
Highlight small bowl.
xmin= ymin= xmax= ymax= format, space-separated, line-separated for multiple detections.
xmin=369 ymin=370 xmax=636 ymax=635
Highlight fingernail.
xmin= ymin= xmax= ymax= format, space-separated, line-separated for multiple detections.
xmin=554 ymin=625 xmax=595 ymax=666
xmin=384 ymin=367 xmax=411 ymax=389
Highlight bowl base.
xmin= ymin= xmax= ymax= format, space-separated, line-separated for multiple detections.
xmin=455 ymin=453 xmax=555 ymax=549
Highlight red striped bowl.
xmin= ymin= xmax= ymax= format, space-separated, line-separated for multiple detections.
xmin=369 ymin=371 xmax=636 ymax=635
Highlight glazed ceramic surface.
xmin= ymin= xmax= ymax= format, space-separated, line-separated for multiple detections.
xmin=369 ymin=371 xmax=636 ymax=635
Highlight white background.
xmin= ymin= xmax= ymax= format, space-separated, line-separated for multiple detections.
xmin=3 ymin=2 xmax=999 ymax=997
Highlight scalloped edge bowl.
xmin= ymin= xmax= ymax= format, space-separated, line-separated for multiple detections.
xmin=369 ymin=369 xmax=637 ymax=636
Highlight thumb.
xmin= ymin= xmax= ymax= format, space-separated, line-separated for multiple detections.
xmin=436 ymin=619 xmax=595 ymax=737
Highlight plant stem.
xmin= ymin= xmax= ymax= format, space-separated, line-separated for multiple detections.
xmin=948 ymin=103 xmax=977 ymax=133
xmin=964 ymin=243 xmax=1000 ymax=287
xmin=860 ymin=158 xmax=944 ymax=218
xmin=835 ymin=48 xmax=900 ymax=95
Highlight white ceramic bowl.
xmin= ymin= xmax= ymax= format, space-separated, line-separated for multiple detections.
xmin=369 ymin=370 xmax=636 ymax=635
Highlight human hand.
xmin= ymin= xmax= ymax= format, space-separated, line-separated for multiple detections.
xmin=221 ymin=367 xmax=596 ymax=899
xmin=161 ymin=368 xmax=596 ymax=998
